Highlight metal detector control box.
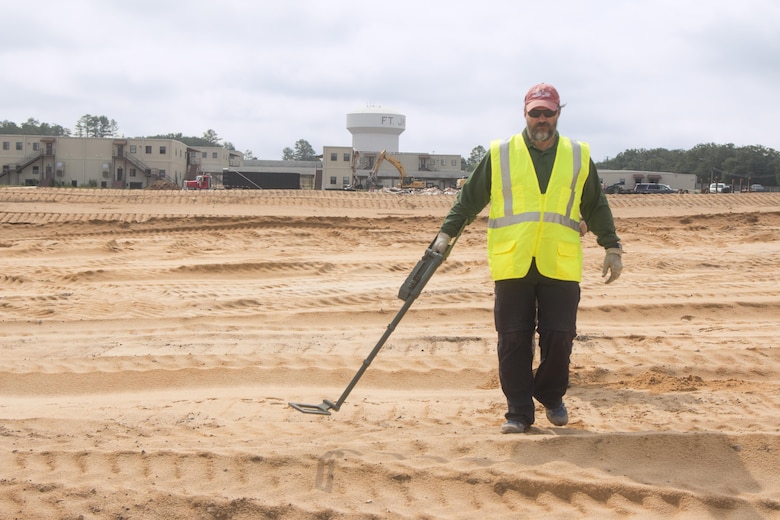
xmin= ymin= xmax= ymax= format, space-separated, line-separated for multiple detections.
xmin=397 ymin=247 xmax=444 ymax=301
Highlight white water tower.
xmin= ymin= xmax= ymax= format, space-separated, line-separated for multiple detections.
xmin=346 ymin=106 xmax=406 ymax=153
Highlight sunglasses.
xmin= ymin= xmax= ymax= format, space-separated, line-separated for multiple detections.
xmin=527 ymin=108 xmax=558 ymax=118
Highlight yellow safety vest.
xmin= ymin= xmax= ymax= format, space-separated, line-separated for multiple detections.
xmin=487 ymin=134 xmax=590 ymax=282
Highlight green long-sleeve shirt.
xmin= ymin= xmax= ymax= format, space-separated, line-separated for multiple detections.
xmin=440 ymin=131 xmax=621 ymax=249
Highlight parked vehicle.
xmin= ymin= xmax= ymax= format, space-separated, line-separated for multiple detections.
xmin=750 ymin=184 xmax=765 ymax=192
xmin=605 ymin=181 xmax=629 ymax=194
xmin=184 ymin=174 xmax=212 ymax=190
xmin=709 ymin=182 xmax=731 ymax=193
xmin=634 ymin=183 xmax=675 ymax=194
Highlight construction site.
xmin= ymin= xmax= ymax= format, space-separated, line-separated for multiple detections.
xmin=0 ymin=105 xmax=466 ymax=192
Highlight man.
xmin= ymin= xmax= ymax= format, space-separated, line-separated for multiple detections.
xmin=432 ymin=83 xmax=622 ymax=434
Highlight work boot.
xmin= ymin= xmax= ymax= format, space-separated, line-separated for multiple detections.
xmin=545 ymin=402 xmax=568 ymax=426
xmin=500 ymin=420 xmax=529 ymax=434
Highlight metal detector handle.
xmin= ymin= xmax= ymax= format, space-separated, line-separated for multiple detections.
xmin=397 ymin=223 xmax=466 ymax=301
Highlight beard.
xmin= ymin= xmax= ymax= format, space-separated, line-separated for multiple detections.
xmin=528 ymin=120 xmax=557 ymax=143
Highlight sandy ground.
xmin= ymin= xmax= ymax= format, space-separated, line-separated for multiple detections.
xmin=0 ymin=187 xmax=779 ymax=519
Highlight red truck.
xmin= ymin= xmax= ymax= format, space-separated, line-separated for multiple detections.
xmin=184 ymin=174 xmax=211 ymax=190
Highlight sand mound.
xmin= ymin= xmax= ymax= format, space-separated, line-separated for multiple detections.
xmin=1 ymin=188 xmax=779 ymax=518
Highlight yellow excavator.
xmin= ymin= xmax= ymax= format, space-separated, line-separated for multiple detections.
xmin=367 ymin=150 xmax=426 ymax=190
xmin=346 ymin=149 xmax=361 ymax=190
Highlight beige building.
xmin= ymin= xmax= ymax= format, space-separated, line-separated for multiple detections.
xmin=1 ymin=106 xmax=466 ymax=190
xmin=1 ymin=126 xmax=466 ymax=190
xmin=0 ymin=135 xmax=242 ymax=188
xmin=322 ymin=145 xmax=463 ymax=190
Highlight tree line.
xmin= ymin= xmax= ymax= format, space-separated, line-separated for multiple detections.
xmin=1 ymin=115 xmax=118 ymax=138
xmin=595 ymin=143 xmax=779 ymax=187
xmin=460 ymin=143 xmax=780 ymax=186
xmin=0 ymin=117 xmax=246 ymax=157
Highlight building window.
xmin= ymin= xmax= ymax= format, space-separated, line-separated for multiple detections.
xmin=16 ymin=142 xmax=23 ymax=150
xmin=329 ymin=176 xmax=337 ymax=185
xmin=130 ymin=168 xmax=137 ymax=177
xmin=32 ymin=166 xmax=39 ymax=175
xmin=33 ymin=143 xmax=39 ymax=151
xmin=160 ymin=146 xmax=166 ymax=155
xmin=330 ymin=153 xmax=337 ymax=161
xmin=343 ymin=153 xmax=350 ymax=161
xmin=202 ymin=151 xmax=207 ymax=158
xmin=212 ymin=152 xmax=218 ymax=159
xmin=451 ymin=159 xmax=457 ymax=166
xmin=441 ymin=159 xmax=446 ymax=166
xmin=2 ymin=142 xmax=9 ymax=150
xmin=130 ymin=145 xmax=137 ymax=154
xmin=342 ymin=176 xmax=350 ymax=186
xmin=145 ymin=146 xmax=152 ymax=154
xmin=159 ymin=169 xmax=166 ymax=176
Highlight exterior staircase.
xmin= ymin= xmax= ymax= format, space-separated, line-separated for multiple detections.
xmin=1 ymin=151 xmax=43 ymax=178
xmin=121 ymin=150 xmax=155 ymax=176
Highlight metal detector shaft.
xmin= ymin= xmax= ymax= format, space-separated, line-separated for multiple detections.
xmin=289 ymin=224 xmax=465 ymax=415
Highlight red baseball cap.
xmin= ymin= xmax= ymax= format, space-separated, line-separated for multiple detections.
xmin=525 ymin=83 xmax=560 ymax=111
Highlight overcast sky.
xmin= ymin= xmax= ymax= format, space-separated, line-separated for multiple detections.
xmin=3 ymin=1 xmax=779 ymax=162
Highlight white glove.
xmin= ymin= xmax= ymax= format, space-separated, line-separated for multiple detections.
xmin=602 ymin=247 xmax=623 ymax=284
xmin=432 ymin=232 xmax=451 ymax=254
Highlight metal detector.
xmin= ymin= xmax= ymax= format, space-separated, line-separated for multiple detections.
xmin=288 ymin=225 xmax=465 ymax=415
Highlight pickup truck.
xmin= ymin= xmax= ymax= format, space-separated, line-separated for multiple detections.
xmin=709 ymin=182 xmax=731 ymax=193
